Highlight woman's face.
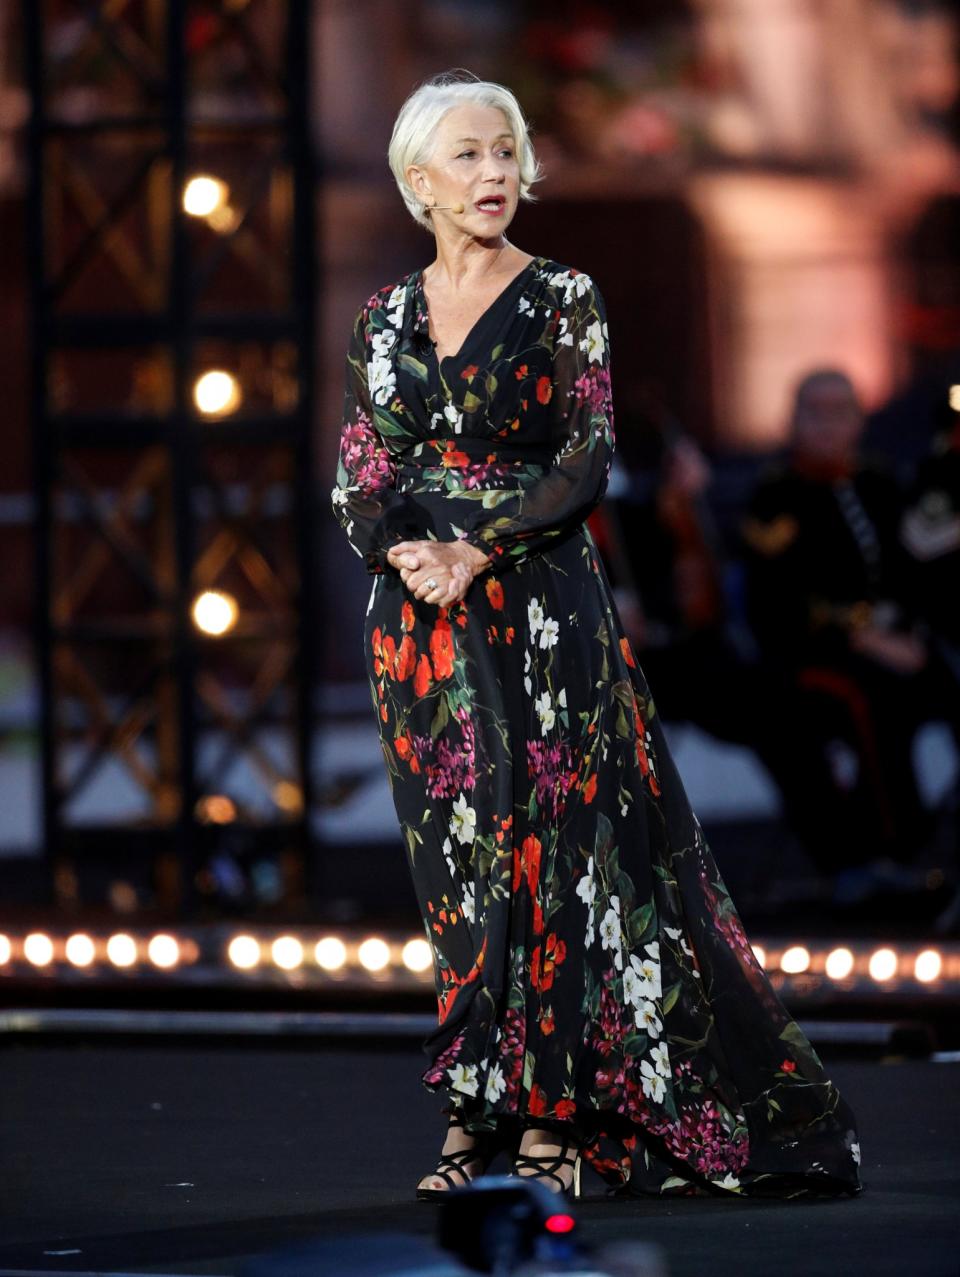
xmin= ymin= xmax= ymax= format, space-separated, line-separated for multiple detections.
xmin=409 ymin=103 xmax=520 ymax=234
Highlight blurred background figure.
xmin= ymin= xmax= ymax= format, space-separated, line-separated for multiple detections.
xmin=740 ymin=368 xmax=953 ymax=905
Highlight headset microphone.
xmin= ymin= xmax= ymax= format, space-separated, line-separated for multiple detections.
xmin=430 ymin=202 xmax=465 ymax=213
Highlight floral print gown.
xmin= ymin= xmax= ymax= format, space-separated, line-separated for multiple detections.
xmin=331 ymin=255 xmax=861 ymax=1198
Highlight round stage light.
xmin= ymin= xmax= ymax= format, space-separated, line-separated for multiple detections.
xmin=914 ymin=949 xmax=942 ymax=983
xmin=191 ymin=589 xmax=238 ymax=637
xmin=65 ymin=934 xmax=96 ymax=967
xmin=751 ymin=944 xmax=766 ymax=969
xmin=24 ymin=932 xmax=54 ymax=966
xmin=868 ymin=947 xmax=898 ymax=982
xmin=193 ymin=369 xmax=241 ymax=416
xmin=825 ymin=947 xmax=855 ymax=980
xmin=402 ymin=938 xmax=432 ymax=972
xmin=228 ymin=934 xmax=261 ymax=969
xmin=780 ymin=945 xmax=810 ymax=974
xmin=183 ymin=175 xmax=229 ymax=218
xmin=357 ymin=937 xmax=390 ymax=971
xmin=949 ymin=384 xmax=960 ymax=413
xmin=271 ymin=936 xmax=304 ymax=970
xmin=314 ymin=936 xmax=347 ymax=971
xmin=195 ymin=793 xmax=238 ymax=823
xmin=148 ymin=934 xmax=181 ymax=969
xmin=0 ymin=934 xmax=11 ymax=964
xmin=106 ymin=933 xmax=138 ymax=967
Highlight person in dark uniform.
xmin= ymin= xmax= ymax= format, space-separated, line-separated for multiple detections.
xmin=740 ymin=369 xmax=935 ymax=901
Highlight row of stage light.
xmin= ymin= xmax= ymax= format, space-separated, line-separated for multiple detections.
xmin=0 ymin=931 xmax=957 ymax=995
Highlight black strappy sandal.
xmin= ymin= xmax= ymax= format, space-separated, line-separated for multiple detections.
xmin=415 ymin=1108 xmax=503 ymax=1201
xmin=509 ymin=1129 xmax=583 ymax=1199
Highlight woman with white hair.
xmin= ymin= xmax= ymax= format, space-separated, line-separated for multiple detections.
xmin=331 ymin=70 xmax=861 ymax=1203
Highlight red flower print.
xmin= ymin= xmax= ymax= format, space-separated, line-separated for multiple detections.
xmin=441 ymin=447 xmax=470 ymax=468
xmin=620 ymin=636 xmax=636 ymax=668
xmin=395 ymin=634 xmax=417 ymax=682
xmin=555 ymin=1098 xmax=576 ymax=1119
xmin=512 ymin=833 xmax=542 ymax=894
xmin=381 ymin=633 xmax=397 ymax=679
xmin=430 ymin=618 xmax=455 ymax=680
xmin=401 ymin=601 xmax=415 ymax=632
xmin=414 ymin=653 xmax=432 ymax=697
xmin=514 ymin=364 xmax=529 ymax=380
xmin=531 ymin=931 xmax=566 ymax=992
xmin=536 ymin=375 xmax=552 ymax=404
xmin=461 ymin=364 xmax=479 ymax=380
xmin=485 ymin=577 xmax=504 ymax=610
xmin=533 ymin=896 xmax=544 ymax=936
xmin=395 ymin=734 xmax=412 ymax=760
xmin=528 ymin=1083 xmax=548 ymax=1116
xmin=582 ymin=773 xmax=598 ymax=804
xmin=540 ymin=1007 xmax=555 ymax=1035
xmin=782 ymin=1060 xmax=796 ymax=1073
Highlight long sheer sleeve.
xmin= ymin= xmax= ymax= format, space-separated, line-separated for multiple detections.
xmin=330 ymin=306 xmax=424 ymax=574
xmin=456 ymin=274 xmax=615 ymax=571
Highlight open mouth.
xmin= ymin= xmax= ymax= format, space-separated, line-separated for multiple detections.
xmin=474 ymin=196 xmax=506 ymax=213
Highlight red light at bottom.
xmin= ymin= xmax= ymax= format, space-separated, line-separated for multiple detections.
xmin=544 ymin=1212 xmax=576 ymax=1233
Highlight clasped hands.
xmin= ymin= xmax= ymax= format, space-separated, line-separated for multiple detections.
xmin=386 ymin=538 xmax=492 ymax=607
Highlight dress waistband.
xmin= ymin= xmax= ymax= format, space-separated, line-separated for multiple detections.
xmin=394 ymin=436 xmax=556 ymax=472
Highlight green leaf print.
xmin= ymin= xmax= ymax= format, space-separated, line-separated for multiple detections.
xmin=430 ymin=696 xmax=449 ymax=739
xmin=398 ymin=352 xmax=429 ymax=380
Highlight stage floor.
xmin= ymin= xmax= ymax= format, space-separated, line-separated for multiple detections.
xmin=1 ymin=1038 xmax=958 ymax=1277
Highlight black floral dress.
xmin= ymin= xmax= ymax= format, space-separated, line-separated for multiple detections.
xmin=331 ymin=255 xmax=861 ymax=1198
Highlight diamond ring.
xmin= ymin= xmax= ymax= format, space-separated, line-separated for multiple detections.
xmin=425 ymin=577 xmax=439 ymax=592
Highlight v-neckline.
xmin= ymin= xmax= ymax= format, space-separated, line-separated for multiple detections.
xmin=416 ymin=256 xmax=541 ymax=367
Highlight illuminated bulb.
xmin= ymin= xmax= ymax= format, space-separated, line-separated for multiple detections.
xmin=272 ymin=936 xmax=304 ymax=970
xmin=228 ymin=934 xmax=261 ymax=969
xmin=183 ymin=175 xmax=229 ymax=218
xmin=357 ymin=937 xmax=390 ymax=971
xmin=751 ymin=944 xmax=766 ymax=969
xmin=191 ymin=590 xmax=238 ymax=637
xmin=314 ymin=936 xmax=347 ymax=970
xmin=0 ymin=934 xmax=11 ymax=964
xmin=65 ymin=933 xmax=96 ymax=967
xmin=949 ymin=384 xmax=960 ymax=413
xmin=402 ymin=937 xmax=432 ymax=972
xmin=914 ymin=949 xmax=942 ymax=983
xmin=825 ymin=947 xmax=854 ymax=980
xmin=193 ymin=369 xmax=241 ymax=416
xmin=148 ymin=934 xmax=180 ymax=968
xmin=868 ymin=947 xmax=898 ymax=982
xmin=195 ymin=793 xmax=238 ymax=823
xmin=24 ymin=932 xmax=54 ymax=966
xmin=106 ymin=933 xmax=138 ymax=967
xmin=780 ymin=945 xmax=810 ymax=974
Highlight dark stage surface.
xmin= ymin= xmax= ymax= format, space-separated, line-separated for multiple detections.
xmin=1 ymin=1038 xmax=958 ymax=1277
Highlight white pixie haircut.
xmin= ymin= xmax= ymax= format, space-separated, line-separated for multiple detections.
xmin=388 ymin=68 xmax=544 ymax=233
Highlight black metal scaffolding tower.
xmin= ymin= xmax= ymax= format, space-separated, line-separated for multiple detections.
xmin=25 ymin=1 xmax=316 ymax=915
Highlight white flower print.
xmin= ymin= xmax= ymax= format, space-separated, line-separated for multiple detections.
xmin=518 ymin=295 xmax=534 ymax=315
xmin=556 ymin=315 xmax=574 ymax=346
xmin=650 ymin=1041 xmax=670 ymax=1078
xmin=534 ymin=690 xmax=555 ymax=735
xmin=539 ymin=616 xmax=560 ymax=650
xmin=367 ymin=355 xmax=396 ymax=406
xmin=523 ymin=647 xmax=532 ymax=696
xmin=665 ymin=926 xmax=682 ymax=940
xmin=557 ymin=687 xmax=567 ymax=708
xmin=430 ymin=411 xmax=445 ymax=431
xmin=385 ymin=282 xmax=405 ymax=326
xmin=599 ymin=902 xmax=623 ymax=969
xmin=449 ymin=792 xmax=477 ymax=845
xmin=447 ymin=1062 xmax=479 ymax=1096
xmin=635 ymin=1000 xmax=662 ymax=1039
xmin=850 ymin=1142 xmax=861 ymax=1166
xmin=371 ymin=329 xmax=396 ymax=359
xmin=330 ymin=484 xmax=349 ymax=507
xmin=443 ymin=402 xmax=463 ymax=433
xmin=528 ymin=597 xmax=544 ymax=635
xmin=580 ymin=319 xmax=605 ymax=365
xmin=622 ymin=964 xmax=643 ymax=1007
xmin=629 ymin=947 xmax=662 ymax=999
xmin=576 ymin=857 xmax=596 ymax=908
xmin=640 ymin=1057 xmax=665 ymax=1104
xmin=461 ymin=880 xmax=475 ymax=924
xmin=714 ymin=1173 xmax=741 ymax=1191
xmin=485 ymin=1062 xmax=507 ymax=1103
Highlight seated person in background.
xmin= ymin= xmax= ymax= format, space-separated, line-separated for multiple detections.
xmin=741 ymin=368 xmax=937 ymax=903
